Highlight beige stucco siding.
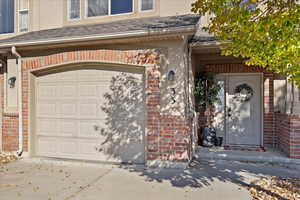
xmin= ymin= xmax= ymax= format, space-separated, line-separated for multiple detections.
xmin=274 ymin=79 xmax=286 ymax=113
xmin=0 ymin=0 xmax=196 ymax=40
xmin=32 ymin=0 xmax=64 ymax=31
xmin=160 ymin=0 xmax=195 ymax=16
xmin=6 ymin=59 xmax=19 ymax=113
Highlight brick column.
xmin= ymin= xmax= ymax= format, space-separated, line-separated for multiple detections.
xmin=146 ymin=68 xmax=161 ymax=160
xmin=263 ymin=73 xmax=275 ymax=146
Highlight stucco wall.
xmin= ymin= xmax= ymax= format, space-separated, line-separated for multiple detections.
xmin=0 ymin=0 xmax=196 ymax=40
xmin=273 ymin=79 xmax=286 ymax=113
xmin=32 ymin=0 xmax=64 ymax=31
xmin=6 ymin=59 xmax=18 ymax=113
xmin=160 ymin=0 xmax=195 ymax=17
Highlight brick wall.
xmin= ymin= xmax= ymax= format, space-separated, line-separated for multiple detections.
xmin=1 ymin=49 xmax=191 ymax=162
xmin=199 ymin=64 xmax=275 ymax=148
xmin=2 ymin=114 xmax=19 ymax=151
xmin=276 ymin=113 xmax=300 ymax=159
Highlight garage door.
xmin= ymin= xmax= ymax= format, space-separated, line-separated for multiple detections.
xmin=35 ymin=66 xmax=145 ymax=164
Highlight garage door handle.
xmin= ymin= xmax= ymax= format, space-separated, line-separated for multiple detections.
xmin=95 ymin=146 xmax=103 ymax=152
xmin=94 ymin=125 xmax=100 ymax=131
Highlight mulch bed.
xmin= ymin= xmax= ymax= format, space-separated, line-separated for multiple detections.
xmin=0 ymin=152 xmax=19 ymax=166
xmin=249 ymin=177 xmax=300 ymax=200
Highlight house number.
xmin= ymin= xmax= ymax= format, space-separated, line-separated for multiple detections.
xmin=170 ymin=88 xmax=176 ymax=104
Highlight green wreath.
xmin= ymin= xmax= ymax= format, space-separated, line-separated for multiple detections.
xmin=234 ymin=83 xmax=254 ymax=102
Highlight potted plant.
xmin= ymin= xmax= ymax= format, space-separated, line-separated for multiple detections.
xmin=194 ymin=72 xmax=222 ymax=146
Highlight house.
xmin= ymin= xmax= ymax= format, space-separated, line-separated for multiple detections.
xmin=0 ymin=0 xmax=299 ymax=167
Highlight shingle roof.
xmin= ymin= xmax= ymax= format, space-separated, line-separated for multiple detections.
xmin=0 ymin=14 xmax=200 ymax=47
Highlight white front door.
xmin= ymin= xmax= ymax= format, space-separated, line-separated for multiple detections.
xmin=226 ymin=74 xmax=262 ymax=146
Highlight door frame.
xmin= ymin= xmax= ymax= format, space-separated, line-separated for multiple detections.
xmin=215 ymin=73 xmax=264 ymax=146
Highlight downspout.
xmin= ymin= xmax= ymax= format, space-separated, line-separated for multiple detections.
xmin=187 ymin=42 xmax=193 ymax=162
xmin=291 ymin=80 xmax=295 ymax=114
xmin=0 ymin=58 xmax=5 ymax=152
xmin=183 ymin=36 xmax=194 ymax=162
xmin=11 ymin=46 xmax=23 ymax=157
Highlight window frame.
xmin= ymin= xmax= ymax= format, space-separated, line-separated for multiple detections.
xmin=84 ymin=0 xmax=134 ymax=19
xmin=68 ymin=0 xmax=81 ymax=21
xmin=18 ymin=0 xmax=30 ymax=33
xmin=18 ymin=9 xmax=29 ymax=32
xmin=139 ymin=0 xmax=155 ymax=12
xmin=0 ymin=0 xmax=17 ymax=35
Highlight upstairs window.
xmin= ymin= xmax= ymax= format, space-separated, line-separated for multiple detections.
xmin=68 ymin=0 xmax=81 ymax=20
xmin=111 ymin=0 xmax=133 ymax=15
xmin=19 ymin=0 xmax=29 ymax=32
xmin=141 ymin=0 xmax=154 ymax=11
xmin=19 ymin=10 xmax=28 ymax=32
xmin=87 ymin=0 xmax=133 ymax=17
xmin=87 ymin=0 xmax=108 ymax=17
xmin=0 ymin=0 xmax=15 ymax=34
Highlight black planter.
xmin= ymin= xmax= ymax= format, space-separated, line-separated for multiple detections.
xmin=215 ymin=137 xmax=223 ymax=147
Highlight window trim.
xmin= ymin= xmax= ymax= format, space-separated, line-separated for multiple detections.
xmin=139 ymin=0 xmax=155 ymax=12
xmin=18 ymin=0 xmax=29 ymax=33
xmin=18 ymin=9 xmax=29 ymax=32
xmin=84 ymin=0 xmax=134 ymax=19
xmin=0 ymin=0 xmax=17 ymax=35
xmin=68 ymin=0 xmax=81 ymax=21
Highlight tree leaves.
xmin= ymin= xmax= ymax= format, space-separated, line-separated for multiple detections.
xmin=192 ymin=0 xmax=300 ymax=86
xmin=249 ymin=177 xmax=300 ymax=200
xmin=0 ymin=152 xmax=18 ymax=166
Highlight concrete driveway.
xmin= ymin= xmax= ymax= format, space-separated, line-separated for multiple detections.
xmin=0 ymin=158 xmax=299 ymax=200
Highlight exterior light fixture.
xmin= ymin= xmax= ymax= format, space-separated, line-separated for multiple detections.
xmin=167 ymin=70 xmax=176 ymax=104
xmin=167 ymin=70 xmax=175 ymax=82
xmin=8 ymin=76 xmax=16 ymax=88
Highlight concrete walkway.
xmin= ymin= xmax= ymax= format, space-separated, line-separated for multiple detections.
xmin=0 ymin=158 xmax=299 ymax=200
xmin=195 ymin=147 xmax=300 ymax=166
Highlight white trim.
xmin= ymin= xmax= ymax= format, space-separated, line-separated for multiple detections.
xmin=67 ymin=0 xmax=81 ymax=21
xmin=18 ymin=9 xmax=29 ymax=33
xmin=0 ymin=0 xmax=17 ymax=35
xmin=260 ymin=73 xmax=264 ymax=147
xmin=84 ymin=0 xmax=134 ymax=19
xmin=139 ymin=0 xmax=155 ymax=12
xmin=18 ymin=0 xmax=30 ymax=33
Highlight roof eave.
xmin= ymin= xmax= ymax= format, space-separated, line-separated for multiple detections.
xmin=0 ymin=26 xmax=196 ymax=51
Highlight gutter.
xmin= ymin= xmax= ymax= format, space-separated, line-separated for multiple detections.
xmin=11 ymin=46 xmax=23 ymax=157
xmin=0 ymin=26 xmax=196 ymax=49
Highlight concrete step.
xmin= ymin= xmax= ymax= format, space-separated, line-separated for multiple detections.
xmin=194 ymin=147 xmax=300 ymax=165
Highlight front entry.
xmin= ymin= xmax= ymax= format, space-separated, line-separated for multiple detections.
xmin=214 ymin=74 xmax=262 ymax=146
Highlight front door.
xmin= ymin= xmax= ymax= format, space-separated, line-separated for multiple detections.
xmin=226 ymin=74 xmax=262 ymax=146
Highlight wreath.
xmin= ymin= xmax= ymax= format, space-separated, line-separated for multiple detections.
xmin=234 ymin=83 xmax=254 ymax=102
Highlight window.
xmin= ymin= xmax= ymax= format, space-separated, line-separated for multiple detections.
xmin=141 ymin=0 xmax=154 ymax=11
xmin=68 ymin=0 xmax=81 ymax=20
xmin=19 ymin=10 xmax=28 ymax=32
xmin=18 ymin=0 xmax=29 ymax=32
xmin=111 ymin=0 xmax=133 ymax=15
xmin=87 ymin=0 xmax=108 ymax=17
xmin=87 ymin=0 xmax=133 ymax=17
xmin=0 ymin=0 xmax=15 ymax=34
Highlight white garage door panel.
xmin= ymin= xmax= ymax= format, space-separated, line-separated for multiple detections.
xmin=35 ymin=68 xmax=145 ymax=163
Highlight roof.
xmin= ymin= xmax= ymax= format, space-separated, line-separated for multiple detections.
xmin=0 ymin=14 xmax=201 ymax=48
xmin=189 ymin=19 xmax=216 ymax=46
